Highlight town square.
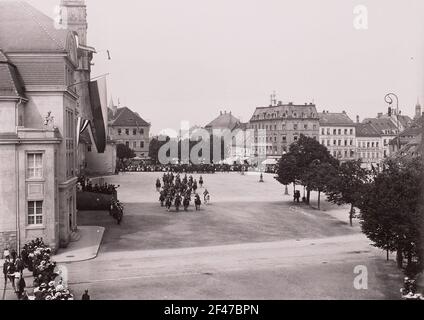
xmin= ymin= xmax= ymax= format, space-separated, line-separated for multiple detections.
xmin=0 ymin=0 xmax=423 ymax=303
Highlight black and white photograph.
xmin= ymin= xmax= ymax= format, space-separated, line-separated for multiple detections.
xmin=0 ymin=0 xmax=424 ymax=307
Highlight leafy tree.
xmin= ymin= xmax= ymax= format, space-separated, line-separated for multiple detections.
xmin=359 ymin=157 xmax=424 ymax=272
xmin=275 ymin=154 xmax=301 ymax=194
xmin=288 ymin=135 xmax=339 ymax=204
xmin=117 ymin=144 xmax=136 ymax=161
xmin=306 ymin=161 xmax=338 ymax=210
xmin=326 ymin=160 xmax=369 ymax=226
xmin=149 ymin=136 xmax=170 ymax=164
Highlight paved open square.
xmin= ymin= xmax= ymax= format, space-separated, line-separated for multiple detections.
xmin=62 ymin=172 xmax=403 ymax=300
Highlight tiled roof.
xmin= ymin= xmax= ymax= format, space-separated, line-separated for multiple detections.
xmin=205 ymin=112 xmax=240 ymax=131
xmin=250 ymin=103 xmax=319 ymax=121
xmin=318 ymin=112 xmax=354 ymax=126
xmin=362 ymin=118 xmax=398 ymax=134
xmin=0 ymin=50 xmax=26 ymax=99
xmin=109 ymin=107 xmax=150 ymax=127
xmin=355 ymin=123 xmax=381 ymax=137
xmin=0 ymin=1 xmax=69 ymax=53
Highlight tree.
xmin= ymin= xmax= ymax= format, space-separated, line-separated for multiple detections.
xmin=306 ymin=161 xmax=338 ymax=210
xmin=275 ymin=154 xmax=300 ymax=194
xmin=149 ymin=136 xmax=170 ymax=164
xmin=117 ymin=144 xmax=136 ymax=162
xmin=326 ymin=160 xmax=369 ymax=226
xmin=359 ymin=157 xmax=424 ymax=273
xmin=284 ymin=135 xmax=338 ymax=204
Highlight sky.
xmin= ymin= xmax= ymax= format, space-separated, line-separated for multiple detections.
xmin=24 ymin=0 xmax=424 ymax=135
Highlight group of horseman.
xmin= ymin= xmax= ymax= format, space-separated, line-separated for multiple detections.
xmin=156 ymin=173 xmax=209 ymax=212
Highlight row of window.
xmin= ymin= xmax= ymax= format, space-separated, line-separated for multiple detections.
xmin=251 ymin=123 xmax=318 ymax=131
xmin=321 ymin=128 xmax=354 ymax=136
xmin=117 ymin=128 xmax=145 ymax=136
xmin=332 ymin=150 xmax=355 ymax=158
xmin=124 ymin=141 xmax=145 ymax=149
xmin=252 ymin=111 xmax=316 ymax=121
xmin=321 ymin=139 xmax=355 ymax=147
xmin=358 ymin=152 xmax=381 ymax=160
xmin=357 ymin=141 xmax=380 ymax=148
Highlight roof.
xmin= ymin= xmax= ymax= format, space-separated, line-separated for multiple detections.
xmin=397 ymin=115 xmax=413 ymax=128
xmin=0 ymin=50 xmax=26 ymax=99
xmin=233 ymin=122 xmax=248 ymax=131
xmin=362 ymin=118 xmax=398 ymax=134
xmin=205 ymin=112 xmax=240 ymax=131
xmin=355 ymin=123 xmax=381 ymax=138
xmin=250 ymin=103 xmax=319 ymax=121
xmin=0 ymin=1 xmax=70 ymax=53
xmin=318 ymin=112 xmax=354 ymax=126
xmin=109 ymin=107 xmax=150 ymax=127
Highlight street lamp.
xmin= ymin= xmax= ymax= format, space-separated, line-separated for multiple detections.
xmin=384 ymin=93 xmax=401 ymax=151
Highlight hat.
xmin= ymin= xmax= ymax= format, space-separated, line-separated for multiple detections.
xmin=49 ymin=281 xmax=55 ymax=287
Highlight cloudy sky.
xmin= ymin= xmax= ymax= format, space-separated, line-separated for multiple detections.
xmin=25 ymin=0 xmax=424 ymax=134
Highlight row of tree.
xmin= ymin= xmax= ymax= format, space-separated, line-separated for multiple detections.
xmin=276 ymin=135 xmax=424 ymax=274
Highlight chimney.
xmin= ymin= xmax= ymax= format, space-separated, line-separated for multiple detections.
xmin=356 ymin=115 xmax=360 ymax=124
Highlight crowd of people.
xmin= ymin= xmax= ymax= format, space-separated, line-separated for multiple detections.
xmin=77 ymin=176 xmax=119 ymax=195
xmin=119 ymin=163 xmax=256 ymax=174
xmin=157 ymin=173 xmax=210 ymax=212
xmin=3 ymin=238 xmax=73 ymax=300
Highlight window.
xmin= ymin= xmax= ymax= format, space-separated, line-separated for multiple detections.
xmin=87 ymin=146 xmax=92 ymax=153
xmin=125 ymin=129 xmax=130 ymax=135
xmin=344 ymin=129 xmax=348 ymax=135
xmin=344 ymin=140 xmax=348 ymax=146
xmin=338 ymin=129 xmax=342 ymax=135
xmin=327 ymin=129 xmax=330 ymax=135
xmin=376 ymin=142 xmax=379 ymax=147
xmin=27 ymin=153 xmax=43 ymax=179
xmin=133 ymin=141 xmax=137 ymax=149
xmin=28 ymin=201 xmax=43 ymax=225
xmin=333 ymin=140 xmax=337 ymax=146
xmin=282 ymin=136 xmax=287 ymax=142
xmin=118 ymin=129 xmax=122 ymax=135
xmin=133 ymin=129 xmax=137 ymax=136
xmin=293 ymin=124 xmax=298 ymax=130
xmin=327 ymin=140 xmax=330 ymax=147
xmin=140 ymin=141 xmax=145 ymax=148
xmin=126 ymin=141 xmax=130 ymax=148
xmin=321 ymin=129 xmax=325 ymax=135
xmin=338 ymin=140 xmax=341 ymax=146
xmin=350 ymin=129 xmax=353 ymax=135
xmin=304 ymin=124 xmax=308 ymax=130
xmin=333 ymin=129 xmax=337 ymax=135
xmin=293 ymin=136 xmax=298 ymax=141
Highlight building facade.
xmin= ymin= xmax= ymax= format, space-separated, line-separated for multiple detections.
xmin=249 ymin=102 xmax=319 ymax=158
xmin=355 ymin=123 xmax=383 ymax=169
xmin=108 ymin=105 xmax=151 ymax=158
xmin=318 ymin=111 xmax=356 ymax=161
xmin=0 ymin=1 xmax=105 ymax=253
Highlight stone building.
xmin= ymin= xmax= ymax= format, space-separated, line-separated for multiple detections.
xmin=108 ymin=105 xmax=151 ymax=159
xmin=249 ymin=101 xmax=319 ymax=158
xmin=318 ymin=111 xmax=356 ymax=161
xmin=355 ymin=123 xmax=383 ymax=169
xmin=0 ymin=1 xmax=105 ymax=253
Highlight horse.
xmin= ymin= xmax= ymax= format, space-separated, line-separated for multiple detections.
xmin=183 ymin=196 xmax=190 ymax=211
xmin=175 ymin=195 xmax=182 ymax=212
xmin=165 ymin=197 xmax=172 ymax=212
xmin=204 ymin=193 xmax=211 ymax=205
xmin=195 ymin=195 xmax=201 ymax=211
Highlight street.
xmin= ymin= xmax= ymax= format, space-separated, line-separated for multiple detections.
xmin=65 ymin=172 xmax=402 ymax=300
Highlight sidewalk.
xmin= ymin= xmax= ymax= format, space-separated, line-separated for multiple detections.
xmin=54 ymin=226 xmax=105 ymax=263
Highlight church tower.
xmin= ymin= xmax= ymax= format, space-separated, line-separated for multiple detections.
xmin=60 ymin=0 xmax=88 ymax=45
xmin=415 ymin=99 xmax=422 ymax=119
